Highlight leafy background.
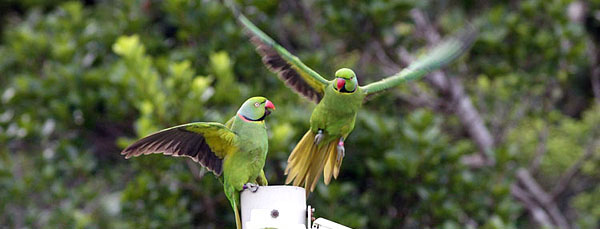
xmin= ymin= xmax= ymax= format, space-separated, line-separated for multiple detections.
xmin=1 ymin=0 xmax=599 ymax=228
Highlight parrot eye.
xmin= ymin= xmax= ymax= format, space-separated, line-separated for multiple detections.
xmin=254 ymin=102 xmax=260 ymax=107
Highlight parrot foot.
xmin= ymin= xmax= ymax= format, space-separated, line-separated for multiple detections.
xmin=336 ymin=139 xmax=345 ymax=163
xmin=314 ymin=129 xmax=324 ymax=145
xmin=243 ymin=183 xmax=259 ymax=193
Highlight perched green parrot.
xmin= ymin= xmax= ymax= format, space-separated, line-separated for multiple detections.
xmin=121 ymin=96 xmax=276 ymax=229
xmin=231 ymin=7 xmax=477 ymax=194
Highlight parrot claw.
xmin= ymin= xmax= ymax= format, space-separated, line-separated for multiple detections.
xmin=314 ymin=129 xmax=324 ymax=145
xmin=336 ymin=140 xmax=345 ymax=163
xmin=243 ymin=183 xmax=259 ymax=193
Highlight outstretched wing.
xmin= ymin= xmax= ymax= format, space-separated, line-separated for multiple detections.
xmin=121 ymin=122 xmax=237 ymax=176
xmin=235 ymin=11 xmax=329 ymax=103
xmin=362 ymin=24 xmax=477 ymax=95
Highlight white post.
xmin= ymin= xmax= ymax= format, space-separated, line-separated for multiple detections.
xmin=241 ymin=185 xmax=307 ymax=229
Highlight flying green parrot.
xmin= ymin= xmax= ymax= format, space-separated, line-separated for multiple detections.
xmin=230 ymin=6 xmax=477 ymax=194
xmin=121 ymin=96 xmax=276 ymax=229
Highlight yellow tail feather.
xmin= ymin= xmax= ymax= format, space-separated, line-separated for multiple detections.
xmin=285 ymin=130 xmax=343 ymax=195
xmin=323 ymin=142 xmax=337 ymax=185
xmin=304 ymin=142 xmax=329 ymax=192
xmin=234 ymin=206 xmax=241 ymax=229
xmin=284 ymin=131 xmax=315 ymax=184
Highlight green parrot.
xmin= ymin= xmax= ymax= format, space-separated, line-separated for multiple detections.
xmin=121 ymin=96 xmax=276 ymax=229
xmin=231 ymin=7 xmax=477 ymax=194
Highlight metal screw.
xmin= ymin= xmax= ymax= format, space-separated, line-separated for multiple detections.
xmin=271 ymin=209 xmax=279 ymax=218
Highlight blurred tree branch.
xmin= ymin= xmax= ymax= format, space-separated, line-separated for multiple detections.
xmin=370 ymin=8 xmax=495 ymax=166
xmin=550 ymin=135 xmax=600 ymax=199
xmin=510 ymin=184 xmax=554 ymax=228
xmin=514 ymin=168 xmax=570 ymax=228
xmin=404 ymin=9 xmax=496 ymax=166
xmin=386 ymin=8 xmax=599 ymax=228
xmin=363 ymin=5 xmax=592 ymax=226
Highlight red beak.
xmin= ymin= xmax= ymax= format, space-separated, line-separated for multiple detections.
xmin=265 ymin=100 xmax=275 ymax=110
xmin=336 ymin=78 xmax=346 ymax=90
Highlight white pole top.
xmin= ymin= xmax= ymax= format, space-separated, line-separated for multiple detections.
xmin=241 ymin=185 xmax=307 ymax=229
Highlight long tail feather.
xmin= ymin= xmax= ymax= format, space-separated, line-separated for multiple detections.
xmin=333 ymin=152 xmax=343 ymax=179
xmin=225 ymin=185 xmax=242 ymax=229
xmin=285 ymin=130 xmax=342 ymax=195
xmin=285 ymin=131 xmax=315 ymax=184
xmin=323 ymin=142 xmax=337 ymax=185
xmin=306 ymin=142 xmax=335 ymax=192
xmin=234 ymin=201 xmax=241 ymax=229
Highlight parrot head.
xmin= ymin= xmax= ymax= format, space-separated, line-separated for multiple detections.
xmin=334 ymin=68 xmax=358 ymax=93
xmin=237 ymin=96 xmax=276 ymax=122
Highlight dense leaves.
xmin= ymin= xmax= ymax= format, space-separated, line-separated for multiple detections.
xmin=1 ymin=0 xmax=599 ymax=228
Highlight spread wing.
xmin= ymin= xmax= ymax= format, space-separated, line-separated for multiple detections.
xmin=235 ymin=11 xmax=329 ymax=103
xmin=121 ymin=122 xmax=238 ymax=176
xmin=362 ymin=24 xmax=478 ymax=95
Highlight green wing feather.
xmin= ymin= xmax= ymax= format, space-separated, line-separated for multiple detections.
xmin=121 ymin=122 xmax=238 ymax=176
xmin=235 ymin=12 xmax=329 ymax=103
xmin=362 ymin=25 xmax=477 ymax=94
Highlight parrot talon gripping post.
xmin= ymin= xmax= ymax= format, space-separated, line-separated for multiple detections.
xmin=243 ymin=183 xmax=259 ymax=193
xmin=230 ymin=1 xmax=477 ymax=194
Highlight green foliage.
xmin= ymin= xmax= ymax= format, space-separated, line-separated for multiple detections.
xmin=0 ymin=0 xmax=598 ymax=228
xmin=572 ymin=185 xmax=600 ymax=228
xmin=312 ymin=110 xmax=519 ymax=228
xmin=112 ymin=34 xmax=213 ymax=136
xmin=210 ymin=51 xmax=242 ymax=104
xmin=508 ymin=105 xmax=600 ymax=184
